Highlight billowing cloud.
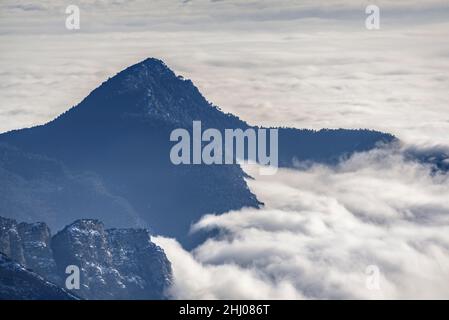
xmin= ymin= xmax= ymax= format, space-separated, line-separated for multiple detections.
xmin=154 ymin=236 xmax=304 ymax=299
xmin=154 ymin=147 xmax=449 ymax=299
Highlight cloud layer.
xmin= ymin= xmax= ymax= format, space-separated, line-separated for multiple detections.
xmin=1 ymin=1 xmax=449 ymax=147
xmin=155 ymin=147 xmax=449 ymax=299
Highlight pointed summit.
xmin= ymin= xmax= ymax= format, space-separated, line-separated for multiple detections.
xmin=111 ymin=57 xmax=177 ymax=89
xmin=59 ymin=57 xmax=246 ymax=129
xmin=137 ymin=57 xmax=169 ymax=68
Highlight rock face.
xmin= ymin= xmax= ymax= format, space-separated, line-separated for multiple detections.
xmin=0 ymin=216 xmax=59 ymax=283
xmin=0 ymin=253 xmax=77 ymax=300
xmin=51 ymin=219 xmax=172 ymax=300
xmin=0 ymin=216 xmax=172 ymax=300
xmin=0 ymin=217 xmax=24 ymax=265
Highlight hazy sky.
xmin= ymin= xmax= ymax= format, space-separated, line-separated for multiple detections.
xmin=1 ymin=0 xmax=449 ymax=147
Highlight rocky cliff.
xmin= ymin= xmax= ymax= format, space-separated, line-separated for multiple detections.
xmin=51 ymin=219 xmax=172 ymax=300
xmin=0 ymin=216 xmax=172 ymax=300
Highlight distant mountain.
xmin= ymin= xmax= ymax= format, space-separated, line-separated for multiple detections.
xmin=0 ymin=216 xmax=172 ymax=300
xmin=0 ymin=58 xmax=395 ymax=246
xmin=0 ymin=253 xmax=77 ymax=300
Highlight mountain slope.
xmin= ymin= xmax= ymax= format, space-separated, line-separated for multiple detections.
xmin=0 ymin=143 xmax=143 ymax=230
xmin=0 ymin=253 xmax=77 ymax=300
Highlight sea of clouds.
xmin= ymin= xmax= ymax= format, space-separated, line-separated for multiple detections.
xmin=1 ymin=0 xmax=449 ymax=146
xmin=155 ymin=146 xmax=449 ymax=299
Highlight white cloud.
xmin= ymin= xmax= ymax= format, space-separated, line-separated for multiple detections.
xmin=154 ymin=147 xmax=449 ymax=299
xmin=154 ymin=236 xmax=304 ymax=299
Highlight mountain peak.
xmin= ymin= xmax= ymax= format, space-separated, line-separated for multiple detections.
xmin=118 ymin=57 xmax=174 ymax=84
xmin=57 ymin=57 xmax=246 ymax=129
xmin=139 ymin=57 xmax=169 ymax=69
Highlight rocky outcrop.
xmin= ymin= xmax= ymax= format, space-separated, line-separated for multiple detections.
xmin=0 ymin=217 xmax=25 ymax=265
xmin=17 ymin=221 xmax=60 ymax=283
xmin=0 ymin=216 xmax=172 ymax=300
xmin=52 ymin=219 xmax=172 ymax=300
xmin=0 ymin=217 xmax=58 ymax=283
xmin=106 ymin=228 xmax=172 ymax=299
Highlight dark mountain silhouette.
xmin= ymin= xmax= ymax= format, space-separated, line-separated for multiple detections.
xmin=0 ymin=58 xmax=395 ymax=247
